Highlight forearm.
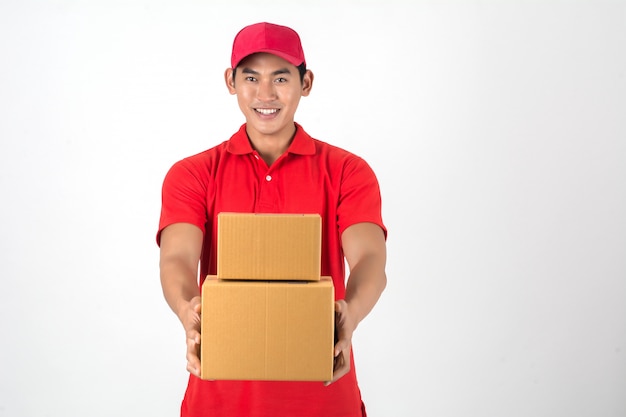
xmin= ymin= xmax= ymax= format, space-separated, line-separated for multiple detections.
xmin=341 ymin=222 xmax=387 ymax=328
xmin=160 ymin=259 xmax=200 ymax=321
xmin=344 ymin=255 xmax=387 ymax=326
xmin=158 ymin=223 xmax=205 ymax=376
xmin=329 ymin=241 xmax=386 ymax=384
xmin=158 ymin=223 xmax=204 ymax=321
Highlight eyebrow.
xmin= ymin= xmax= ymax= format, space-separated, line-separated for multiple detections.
xmin=241 ymin=67 xmax=293 ymax=76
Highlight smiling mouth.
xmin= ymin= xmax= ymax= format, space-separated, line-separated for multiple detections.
xmin=255 ymin=108 xmax=279 ymax=115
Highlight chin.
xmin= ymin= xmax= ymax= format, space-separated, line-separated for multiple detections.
xmin=249 ymin=121 xmax=287 ymax=135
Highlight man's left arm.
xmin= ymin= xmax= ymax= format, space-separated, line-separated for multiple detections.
xmin=327 ymin=221 xmax=387 ymax=384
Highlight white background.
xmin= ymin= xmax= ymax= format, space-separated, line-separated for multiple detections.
xmin=1 ymin=1 xmax=625 ymax=416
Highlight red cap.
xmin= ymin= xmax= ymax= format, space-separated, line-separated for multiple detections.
xmin=230 ymin=22 xmax=306 ymax=69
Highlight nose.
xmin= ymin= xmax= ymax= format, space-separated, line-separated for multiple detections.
xmin=257 ymin=79 xmax=277 ymax=101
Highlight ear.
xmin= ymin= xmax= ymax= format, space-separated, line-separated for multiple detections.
xmin=225 ymin=68 xmax=236 ymax=95
xmin=301 ymin=69 xmax=314 ymax=97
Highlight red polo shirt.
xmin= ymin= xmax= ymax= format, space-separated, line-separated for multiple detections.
xmin=158 ymin=123 xmax=386 ymax=417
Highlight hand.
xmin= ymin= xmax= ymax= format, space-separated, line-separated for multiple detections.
xmin=325 ymin=299 xmax=357 ymax=385
xmin=180 ymin=296 xmax=202 ymax=378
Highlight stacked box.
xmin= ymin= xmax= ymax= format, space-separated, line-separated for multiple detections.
xmin=201 ymin=213 xmax=334 ymax=381
xmin=217 ymin=213 xmax=322 ymax=281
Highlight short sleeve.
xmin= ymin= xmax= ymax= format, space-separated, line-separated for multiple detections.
xmin=336 ymin=156 xmax=387 ymax=239
xmin=156 ymin=158 xmax=210 ymax=245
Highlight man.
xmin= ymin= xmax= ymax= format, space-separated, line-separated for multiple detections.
xmin=157 ymin=22 xmax=387 ymax=417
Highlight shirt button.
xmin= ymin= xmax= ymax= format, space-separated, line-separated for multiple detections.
xmin=265 ymin=175 xmax=272 ymax=181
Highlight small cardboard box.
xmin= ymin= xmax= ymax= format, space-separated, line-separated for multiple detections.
xmin=217 ymin=212 xmax=321 ymax=281
xmin=200 ymin=275 xmax=334 ymax=381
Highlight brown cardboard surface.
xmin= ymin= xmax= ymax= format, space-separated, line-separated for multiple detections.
xmin=200 ymin=276 xmax=334 ymax=381
xmin=217 ymin=212 xmax=321 ymax=281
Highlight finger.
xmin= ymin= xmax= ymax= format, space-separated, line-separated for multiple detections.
xmin=333 ymin=330 xmax=351 ymax=356
xmin=334 ymin=300 xmax=346 ymax=316
xmin=325 ymin=349 xmax=350 ymax=385
xmin=186 ymin=337 xmax=201 ymax=377
xmin=192 ymin=298 xmax=202 ymax=314
xmin=186 ymin=358 xmax=201 ymax=377
xmin=187 ymin=326 xmax=201 ymax=343
xmin=187 ymin=334 xmax=200 ymax=354
xmin=333 ymin=336 xmax=349 ymax=356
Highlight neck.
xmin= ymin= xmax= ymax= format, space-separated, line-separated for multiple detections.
xmin=247 ymin=123 xmax=297 ymax=166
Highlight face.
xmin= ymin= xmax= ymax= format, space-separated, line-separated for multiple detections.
xmin=225 ymin=53 xmax=313 ymax=141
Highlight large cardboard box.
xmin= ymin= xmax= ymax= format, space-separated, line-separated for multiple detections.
xmin=200 ymin=275 xmax=334 ymax=381
xmin=217 ymin=213 xmax=321 ymax=281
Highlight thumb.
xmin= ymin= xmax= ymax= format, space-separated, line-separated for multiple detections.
xmin=334 ymin=299 xmax=346 ymax=315
xmin=191 ymin=296 xmax=202 ymax=313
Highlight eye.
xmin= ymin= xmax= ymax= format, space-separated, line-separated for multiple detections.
xmin=275 ymin=77 xmax=288 ymax=83
xmin=245 ymin=76 xmax=257 ymax=82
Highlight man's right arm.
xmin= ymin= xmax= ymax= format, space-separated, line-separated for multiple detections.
xmin=159 ymin=222 xmax=204 ymax=378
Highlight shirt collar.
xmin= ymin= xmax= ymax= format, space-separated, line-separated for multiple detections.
xmin=226 ymin=122 xmax=316 ymax=156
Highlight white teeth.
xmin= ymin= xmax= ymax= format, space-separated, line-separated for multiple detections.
xmin=256 ymin=108 xmax=278 ymax=115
